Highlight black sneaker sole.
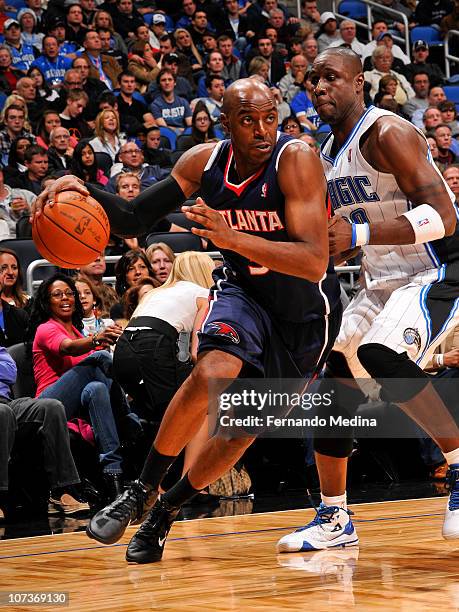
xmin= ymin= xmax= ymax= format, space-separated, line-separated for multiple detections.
xmin=125 ymin=545 xmax=165 ymax=564
xmin=86 ymin=522 xmax=128 ymax=545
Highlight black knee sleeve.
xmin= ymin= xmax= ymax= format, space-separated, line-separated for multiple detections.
xmin=357 ymin=343 xmax=429 ymax=403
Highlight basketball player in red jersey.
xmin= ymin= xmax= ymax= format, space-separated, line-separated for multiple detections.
xmin=34 ymin=79 xmax=342 ymax=564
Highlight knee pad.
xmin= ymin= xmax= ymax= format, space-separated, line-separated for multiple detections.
xmin=314 ymin=436 xmax=354 ymax=458
xmin=357 ymin=343 xmax=429 ymax=403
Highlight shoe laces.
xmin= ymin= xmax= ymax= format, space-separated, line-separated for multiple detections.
xmin=446 ymin=467 xmax=459 ymax=511
xmin=106 ymin=482 xmax=145 ymax=521
xmin=296 ymin=491 xmax=353 ymax=533
xmin=136 ymin=499 xmax=177 ymax=540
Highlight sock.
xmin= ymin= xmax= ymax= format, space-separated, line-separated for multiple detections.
xmin=139 ymin=445 xmax=177 ymax=491
xmin=443 ymin=448 xmax=459 ymax=467
xmin=321 ymin=492 xmax=347 ymax=509
xmin=161 ymin=473 xmax=201 ymax=508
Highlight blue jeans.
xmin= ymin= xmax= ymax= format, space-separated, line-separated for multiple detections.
xmin=40 ymin=351 xmax=132 ymax=474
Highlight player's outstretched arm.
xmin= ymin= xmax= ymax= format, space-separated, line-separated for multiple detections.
xmin=32 ymin=144 xmax=216 ymax=238
xmin=184 ymin=143 xmax=329 ymax=282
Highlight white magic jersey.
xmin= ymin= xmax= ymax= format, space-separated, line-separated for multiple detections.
xmin=321 ymin=106 xmax=458 ymax=289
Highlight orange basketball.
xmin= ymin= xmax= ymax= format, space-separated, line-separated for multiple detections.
xmin=32 ymin=191 xmax=110 ymax=268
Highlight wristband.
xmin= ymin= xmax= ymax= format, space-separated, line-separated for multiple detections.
xmin=436 ymin=353 xmax=445 ymax=368
xmin=402 ymin=204 xmax=445 ymax=244
xmin=350 ymin=222 xmax=370 ymax=248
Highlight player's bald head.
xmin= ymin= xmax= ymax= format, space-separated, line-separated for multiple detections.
xmin=314 ymin=47 xmax=362 ymax=76
xmin=222 ymin=78 xmax=275 ymax=116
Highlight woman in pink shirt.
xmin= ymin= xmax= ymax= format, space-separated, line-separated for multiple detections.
xmin=29 ymin=274 xmax=141 ymax=501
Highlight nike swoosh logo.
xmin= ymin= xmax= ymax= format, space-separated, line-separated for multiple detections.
xmin=158 ymin=536 xmax=166 ymax=547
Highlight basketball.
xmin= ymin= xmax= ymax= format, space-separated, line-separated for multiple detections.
xmin=32 ymin=190 xmax=110 ymax=268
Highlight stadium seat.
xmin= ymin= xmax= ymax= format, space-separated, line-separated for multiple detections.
xmin=443 ymin=86 xmax=459 ymax=104
xmin=94 ymin=152 xmax=112 ymax=177
xmin=7 ymin=343 xmax=36 ymax=398
xmin=159 ymin=126 xmax=177 ymax=150
xmin=410 ymin=26 xmax=443 ymax=46
xmin=338 ymin=0 xmax=367 ymax=20
xmin=167 ymin=209 xmax=204 ymax=231
xmin=145 ymin=231 xmax=203 ymax=252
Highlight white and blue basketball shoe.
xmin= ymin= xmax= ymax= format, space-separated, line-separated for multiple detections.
xmin=443 ymin=464 xmax=459 ymax=540
xmin=277 ymin=504 xmax=359 ymax=553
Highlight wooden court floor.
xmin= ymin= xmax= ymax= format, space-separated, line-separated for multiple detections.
xmin=1 ymin=497 xmax=459 ymax=611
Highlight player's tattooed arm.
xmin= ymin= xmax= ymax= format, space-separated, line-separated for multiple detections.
xmin=360 ymin=117 xmax=456 ymax=245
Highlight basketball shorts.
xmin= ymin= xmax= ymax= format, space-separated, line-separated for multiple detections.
xmin=335 ymin=267 xmax=459 ymax=378
xmin=198 ymin=267 xmax=342 ymax=380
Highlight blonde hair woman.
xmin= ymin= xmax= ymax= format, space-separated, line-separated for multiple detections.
xmin=145 ymin=241 xmax=176 ymax=285
xmin=89 ymin=109 xmax=125 ymax=162
xmin=113 ymin=252 xmax=215 ymax=473
xmin=174 ymin=28 xmax=203 ymax=72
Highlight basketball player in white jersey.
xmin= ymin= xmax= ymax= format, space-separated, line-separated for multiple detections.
xmin=278 ymin=48 xmax=459 ymax=553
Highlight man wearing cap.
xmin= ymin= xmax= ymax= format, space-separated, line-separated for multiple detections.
xmin=48 ymin=17 xmax=78 ymax=56
xmin=17 ymin=8 xmax=43 ymax=51
xmin=3 ymin=19 xmax=36 ymax=72
xmin=362 ymin=20 xmax=410 ymax=65
xmin=149 ymin=14 xmax=167 ymax=51
xmin=147 ymin=52 xmax=194 ymax=101
xmin=317 ymin=12 xmax=340 ymax=53
xmin=402 ymin=40 xmax=446 ymax=87
xmin=31 ymin=35 xmax=72 ymax=86
xmin=328 ymin=19 xmax=365 ymax=56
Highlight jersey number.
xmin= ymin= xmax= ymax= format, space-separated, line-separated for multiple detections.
xmin=349 ymin=208 xmax=370 ymax=224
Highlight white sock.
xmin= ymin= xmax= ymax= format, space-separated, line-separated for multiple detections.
xmin=321 ymin=492 xmax=347 ymax=509
xmin=443 ymin=448 xmax=459 ymax=466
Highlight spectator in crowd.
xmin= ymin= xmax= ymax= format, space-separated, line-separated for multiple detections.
xmin=65 ymin=3 xmax=89 ymax=46
xmin=150 ymin=68 xmax=192 ymax=132
xmin=415 ymin=0 xmax=454 ymax=27
xmin=74 ymin=274 xmax=114 ymax=337
xmin=89 ymin=108 xmax=123 ymax=162
xmin=299 ymin=0 xmax=320 ymax=34
xmin=81 ymin=30 xmax=121 ymax=91
xmin=196 ymin=50 xmax=226 ymax=97
xmin=29 ymin=273 xmax=139 ymax=501
xmin=422 ymin=106 xmax=443 ymax=133
xmin=35 ymin=110 xmax=61 ymax=149
xmin=48 ymin=17 xmax=78 ymax=57
xmin=3 ymin=135 xmax=34 ymax=181
xmin=402 ymin=71 xmax=430 ymax=119
xmin=441 ymin=1 xmax=459 ymax=41
xmin=142 ymin=126 xmax=173 ymax=169
xmin=174 ymin=28 xmax=203 ymax=77
xmin=147 ymin=52 xmax=194 ymax=102
xmin=31 ymin=35 xmax=72 ymax=87
xmin=114 ymin=249 xmax=155 ymax=299
xmin=17 ymin=8 xmax=44 ymax=52
xmin=372 ymin=0 xmax=413 ymax=35
xmin=281 ymin=115 xmax=302 ymax=137
xmin=215 ymin=0 xmax=253 ymax=51
xmin=302 ymin=36 xmax=318 ymax=69
xmin=192 ymin=74 xmax=224 ymax=123
xmin=186 ymin=9 xmax=212 ymax=56
xmin=402 ymin=40 xmax=445 ymax=87
xmin=316 ymin=12 xmax=340 ymax=54
xmin=0 ymin=46 xmax=24 ymax=95
xmin=0 ymin=341 xmax=90 ymax=518
xmin=427 ymin=135 xmax=440 ymax=167
xmin=115 ymin=171 xmax=141 ymax=201
xmin=439 ymin=100 xmax=459 ymax=137
xmin=364 ymin=47 xmax=414 ymax=105
xmin=3 ymin=19 xmax=36 ymax=73
xmin=27 ymin=66 xmax=59 ymax=103
xmin=69 ymin=57 xmax=107 ymax=121
xmin=0 ymin=247 xmax=29 ymax=308
xmin=176 ymin=100 xmax=217 ymax=154
xmin=218 ymin=34 xmax=246 ymax=82
xmin=47 ymin=127 xmax=73 ymax=173
xmin=176 ymin=0 xmax=197 ymax=30
xmin=433 ymin=123 xmax=457 ymax=168
xmin=278 ymin=53 xmax=307 ymax=103
xmin=411 ymin=85 xmax=447 ymax=128
xmin=290 ymin=71 xmax=321 ymax=132
xmin=80 ymin=0 xmax=97 ymax=26
xmin=246 ymin=35 xmax=285 ymax=84
xmin=0 ymin=262 xmax=29 ymax=344
xmin=266 ymin=7 xmax=298 ymax=50
xmin=92 ymin=10 xmax=128 ymax=56
xmin=362 ymin=20 xmax=410 ymax=66
xmin=298 ymin=130 xmax=320 ymax=155
xmin=116 ymin=70 xmax=153 ymax=129
xmin=0 ymin=168 xmax=29 ymax=239
xmin=15 ymin=76 xmax=44 ymax=130
xmin=8 ymin=144 xmax=48 ymax=195
xmin=0 ymin=104 xmax=35 ymax=166
xmin=79 ymin=252 xmax=118 ymax=317
xmin=107 ymin=141 xmax=165 ymax=192
xmin=147 ymin=14 xmax=166 ymax=51
xmin=112 ymin=0 xmax=145 ymax=41
xmin=70 ymin=138 xmax=109 ymax=185
xmin=59 ymin=89 xmax=92 ymax=141
xmin=127 ymin=41 xmax=159 ymax=94
xmin=98 ymin=26 xmax=127 ymax=70
xmin=443 ymin=164 xmax=459 ymax=198
xmin=329 ymin=19 xmax=365 ymax=57
xmin=145 ymin=242 xmax=176 ymax=286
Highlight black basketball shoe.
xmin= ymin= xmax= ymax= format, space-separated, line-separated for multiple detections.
xmin=86 ymin=481 xmax=157 ymax=545
xmin=125 ymin=498 xmax=180 ymax=564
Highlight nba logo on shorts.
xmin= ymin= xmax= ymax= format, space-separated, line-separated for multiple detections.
xmin=261 ymin=183 xmax=268 ymax=198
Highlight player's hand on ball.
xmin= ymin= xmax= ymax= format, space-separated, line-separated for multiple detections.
xmin=328 ymin=216 xmax=353 ymax=257
xmin=32 ymin=175 xmax=89 ymax=221
xmin=182 ymin=197 xmax=235 ymax=249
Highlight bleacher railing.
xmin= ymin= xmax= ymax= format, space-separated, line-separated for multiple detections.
xmin=26 ymin=256 xmax=361 ymax=297
xmin=445 ymin=30 xmax=459 ymax=79
xmin=331 ymin=0 xmax=410 ymax=57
